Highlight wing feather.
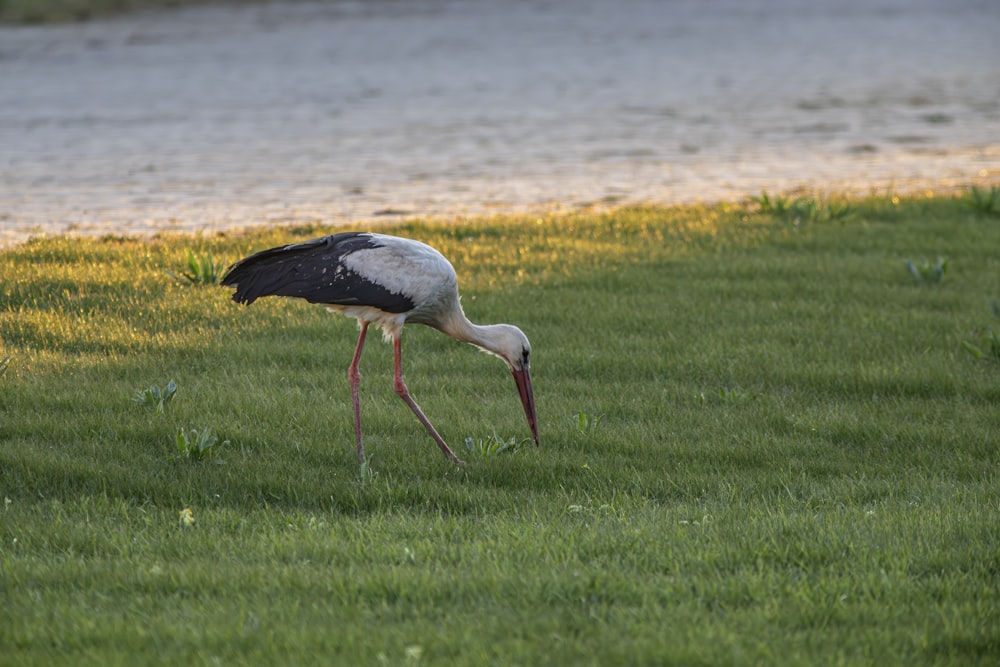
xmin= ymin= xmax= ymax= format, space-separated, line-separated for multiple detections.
xmin=220 ymin=232 xmax=415 ymax=312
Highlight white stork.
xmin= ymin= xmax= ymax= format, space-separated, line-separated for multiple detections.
xmin=220 ymin=232 xmax=538 ymax=466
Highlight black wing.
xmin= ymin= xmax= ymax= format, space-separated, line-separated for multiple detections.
xmin=220 ymin=232 xmax=415 ymax=313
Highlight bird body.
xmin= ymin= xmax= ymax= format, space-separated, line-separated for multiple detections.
xmin=221 ymin=232 xmax=537 ymax=465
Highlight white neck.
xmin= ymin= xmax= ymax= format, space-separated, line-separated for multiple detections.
xmin=434 ymin=308 xmax=513 ymax=359
xmin=426 ymin=292 xmax=529 ymax=371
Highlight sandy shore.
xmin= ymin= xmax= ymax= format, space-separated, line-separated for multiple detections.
xmin=1 ymin=0 xmax=998 ymax=246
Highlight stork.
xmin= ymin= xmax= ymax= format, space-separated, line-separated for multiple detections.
xmin=220 ymin=232 xmax=538 ymax=466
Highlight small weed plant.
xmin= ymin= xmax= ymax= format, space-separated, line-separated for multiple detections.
xmin=904 ymin=257 xmax=948 ymax=284
xmin=966 ymin=184 xmax=1000 ymax=216
xmin=167 ymin=250 xmax=227 ymax=286
xmin=824 ymin=200 xmax=854 ymax=222
xmin=464 ymin=433 xmax=523 ymax=456
xmin=172 ymin=427 xmax=227 ymax=462
xmin=0 ymin=354 xmax=11 ymax=379
xmin=132 ymin=379 xmax=177 ymax=413
xmin=358 ymin=458 xmax=378 ymax=484
xmin=962 ymin=300 xmax=1000 ymax=363
xmin=752 ymin=190 xmax=795 ymax=216
xmin=753 ymin=190 xmax=853 ymax=225
xmin=575 ymin=411 xmax=605 ymax=434
xmin=962 ymin=330 xmax=1000 ymax=362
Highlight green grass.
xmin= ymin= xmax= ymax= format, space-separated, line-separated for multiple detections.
xmin=0 ymin=0 xmax=266 ymax=24
xmin=2 ymin=190 xmax=999 ymax=665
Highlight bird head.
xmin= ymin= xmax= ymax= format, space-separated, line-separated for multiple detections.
xmin=478 ymin=324 xmax=538 ymax=446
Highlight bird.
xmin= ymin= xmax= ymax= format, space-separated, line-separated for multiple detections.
xmin=220 ymin=231 xmax=538 ymax=466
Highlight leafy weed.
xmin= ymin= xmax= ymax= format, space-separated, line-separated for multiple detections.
xmin=904 ymin=257 xmax=948 ymax=284
xmin=575 ymin=411 xmax=605 ymax=434
xmin=167 ymin=250 xmax=227 ymax=286
xmin=464 ymin=433 xmax=523 ymax=457
xmin=753 ymin=190 xmax=854 ymax=225
xmin=962 ymin=300 xmax=1000 ymax=363
xmin=172 ymin=426 xmax=227 ymax=462
xmin=965 ymin=185 xmax=1000 ymax=217
xmin=132 ymin=379 xmax=177 ymax=413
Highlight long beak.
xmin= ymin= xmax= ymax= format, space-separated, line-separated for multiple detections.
xmin=512 ymin=368 xmax=539 ymax=446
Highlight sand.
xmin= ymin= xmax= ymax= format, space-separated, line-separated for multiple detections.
xmin=1 ymin=0 xmax=998 ymax=246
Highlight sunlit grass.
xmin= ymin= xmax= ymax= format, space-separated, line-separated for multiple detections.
xmin=2 ymin=191 xmax=999 ymax=665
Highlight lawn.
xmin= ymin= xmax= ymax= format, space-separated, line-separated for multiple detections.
xmin=0 ymin=0 xmax=262 ymax=24
xmin=1 ymin=190 xmax=999 ymax=665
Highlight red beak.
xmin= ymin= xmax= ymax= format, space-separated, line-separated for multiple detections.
xmin=512 ymin=368 xmax=539 ymax=446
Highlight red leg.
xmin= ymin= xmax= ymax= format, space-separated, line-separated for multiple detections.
xmin=349 ymin=322 xmax=369 ymax=462
xmin=392 ymin=334 xmax=466 ymax=466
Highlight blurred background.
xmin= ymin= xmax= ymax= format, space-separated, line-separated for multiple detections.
xmin=1 ymin=0 xmax=998 ymax=245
